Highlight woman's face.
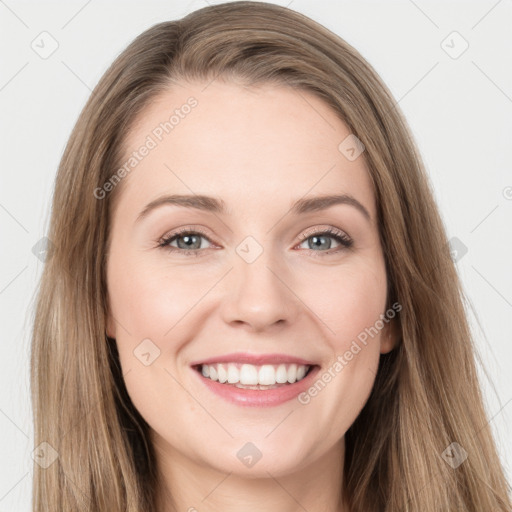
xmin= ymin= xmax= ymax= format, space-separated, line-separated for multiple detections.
xmin=106 ymin=80 xmax=396 ymax=478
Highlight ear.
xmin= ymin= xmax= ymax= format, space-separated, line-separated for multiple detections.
xmin=105 ymin=303 xmax=116 ymax=339
xmin=380 ymin=317 xmax=400 ymax=354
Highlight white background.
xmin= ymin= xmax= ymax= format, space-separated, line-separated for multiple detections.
xmin=1 ymin=0 xmax=511 ymax=509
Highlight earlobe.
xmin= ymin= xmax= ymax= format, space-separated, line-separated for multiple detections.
xmin=380 ymin=318 xmax=400 ymax=354
xmin=105 ymin=305 xmax=116 ymax=339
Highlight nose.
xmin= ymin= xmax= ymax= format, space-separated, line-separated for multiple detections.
xmin=220 ymin=250 xmax=299 ymax=332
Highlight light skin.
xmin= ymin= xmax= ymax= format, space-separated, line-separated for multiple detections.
xmin=106 ymin=79 xmax=398 ymax=512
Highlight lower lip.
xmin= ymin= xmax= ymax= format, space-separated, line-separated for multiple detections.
xmin=192 ymin=365 xmax=320 ymax=407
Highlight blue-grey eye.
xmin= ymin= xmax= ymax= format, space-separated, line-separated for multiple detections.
xmin=168 ymin=232 xmax=212 ymax=250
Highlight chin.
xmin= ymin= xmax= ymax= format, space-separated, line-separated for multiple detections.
xmin=195 ymin=437 xmax=316 ymax=478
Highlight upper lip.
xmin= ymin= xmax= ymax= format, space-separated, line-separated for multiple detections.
xmin=190 ymin=352 xmax=317 ymax=367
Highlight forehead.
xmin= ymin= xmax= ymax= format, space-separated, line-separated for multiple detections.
xmin=116 ymin=80 xmax=376 ymax=221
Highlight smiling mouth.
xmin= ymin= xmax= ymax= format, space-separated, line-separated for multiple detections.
xmin=193 ymin=362 xmax=315 ymax=389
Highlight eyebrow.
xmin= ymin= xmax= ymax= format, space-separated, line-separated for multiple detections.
xmin=136 ymin=193 xmax=371 ymax=223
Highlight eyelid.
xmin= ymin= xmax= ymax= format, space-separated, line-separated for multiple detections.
xmin=157 ymin=225 xmax=213 ymax=245
xmin=297 ymin=225 xmax=351 ymax=243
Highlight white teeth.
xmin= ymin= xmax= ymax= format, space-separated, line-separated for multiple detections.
xmin=227 ymin=364 xmax=239 ymax=384
xmin=287 ymin=364 xmax=297 ymax=383
xmin=240 ymin=364 xmax=259 ymax=385
xmin=275 ymin=364 xmax=288 ymax=383
xmin=199 ymin=362 xmax=311 ymax=386
xmin=217 ymin=364 xmax=228 ymax=383
xmin=258 ymin=365 xmax=275 ymax=385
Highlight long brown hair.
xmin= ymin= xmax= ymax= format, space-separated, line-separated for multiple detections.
xmin=30 ymin=2 xmax=511 ymax=510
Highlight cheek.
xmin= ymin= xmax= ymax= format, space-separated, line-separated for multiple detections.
xmin=294 ymin=260 xmax=387 ymax=427
xmin=107 ymin=258 xmax=204 ymax=426
xmin=294 ymin=257 xmax=387 ymax=404
xmin=108 ymin=254 xmax=204 ymax=344
xmin=299 ymin=259 xmax=388 ymax=349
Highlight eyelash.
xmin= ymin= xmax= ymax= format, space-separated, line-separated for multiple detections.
xmin=157 ymin=226 xmax=353 ymax=258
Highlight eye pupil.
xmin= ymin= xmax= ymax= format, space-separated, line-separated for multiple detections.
xmin=177 ymin=234 xmax=201 ymax=250
xmin=309 ymin=235 xmax=331 ymax=250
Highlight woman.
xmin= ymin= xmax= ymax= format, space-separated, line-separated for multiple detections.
xmin=30 ymin=1 xmax=511 ymax=511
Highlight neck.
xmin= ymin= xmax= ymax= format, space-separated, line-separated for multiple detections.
xmin=153 ymin=435 xmax=347 ymax=512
